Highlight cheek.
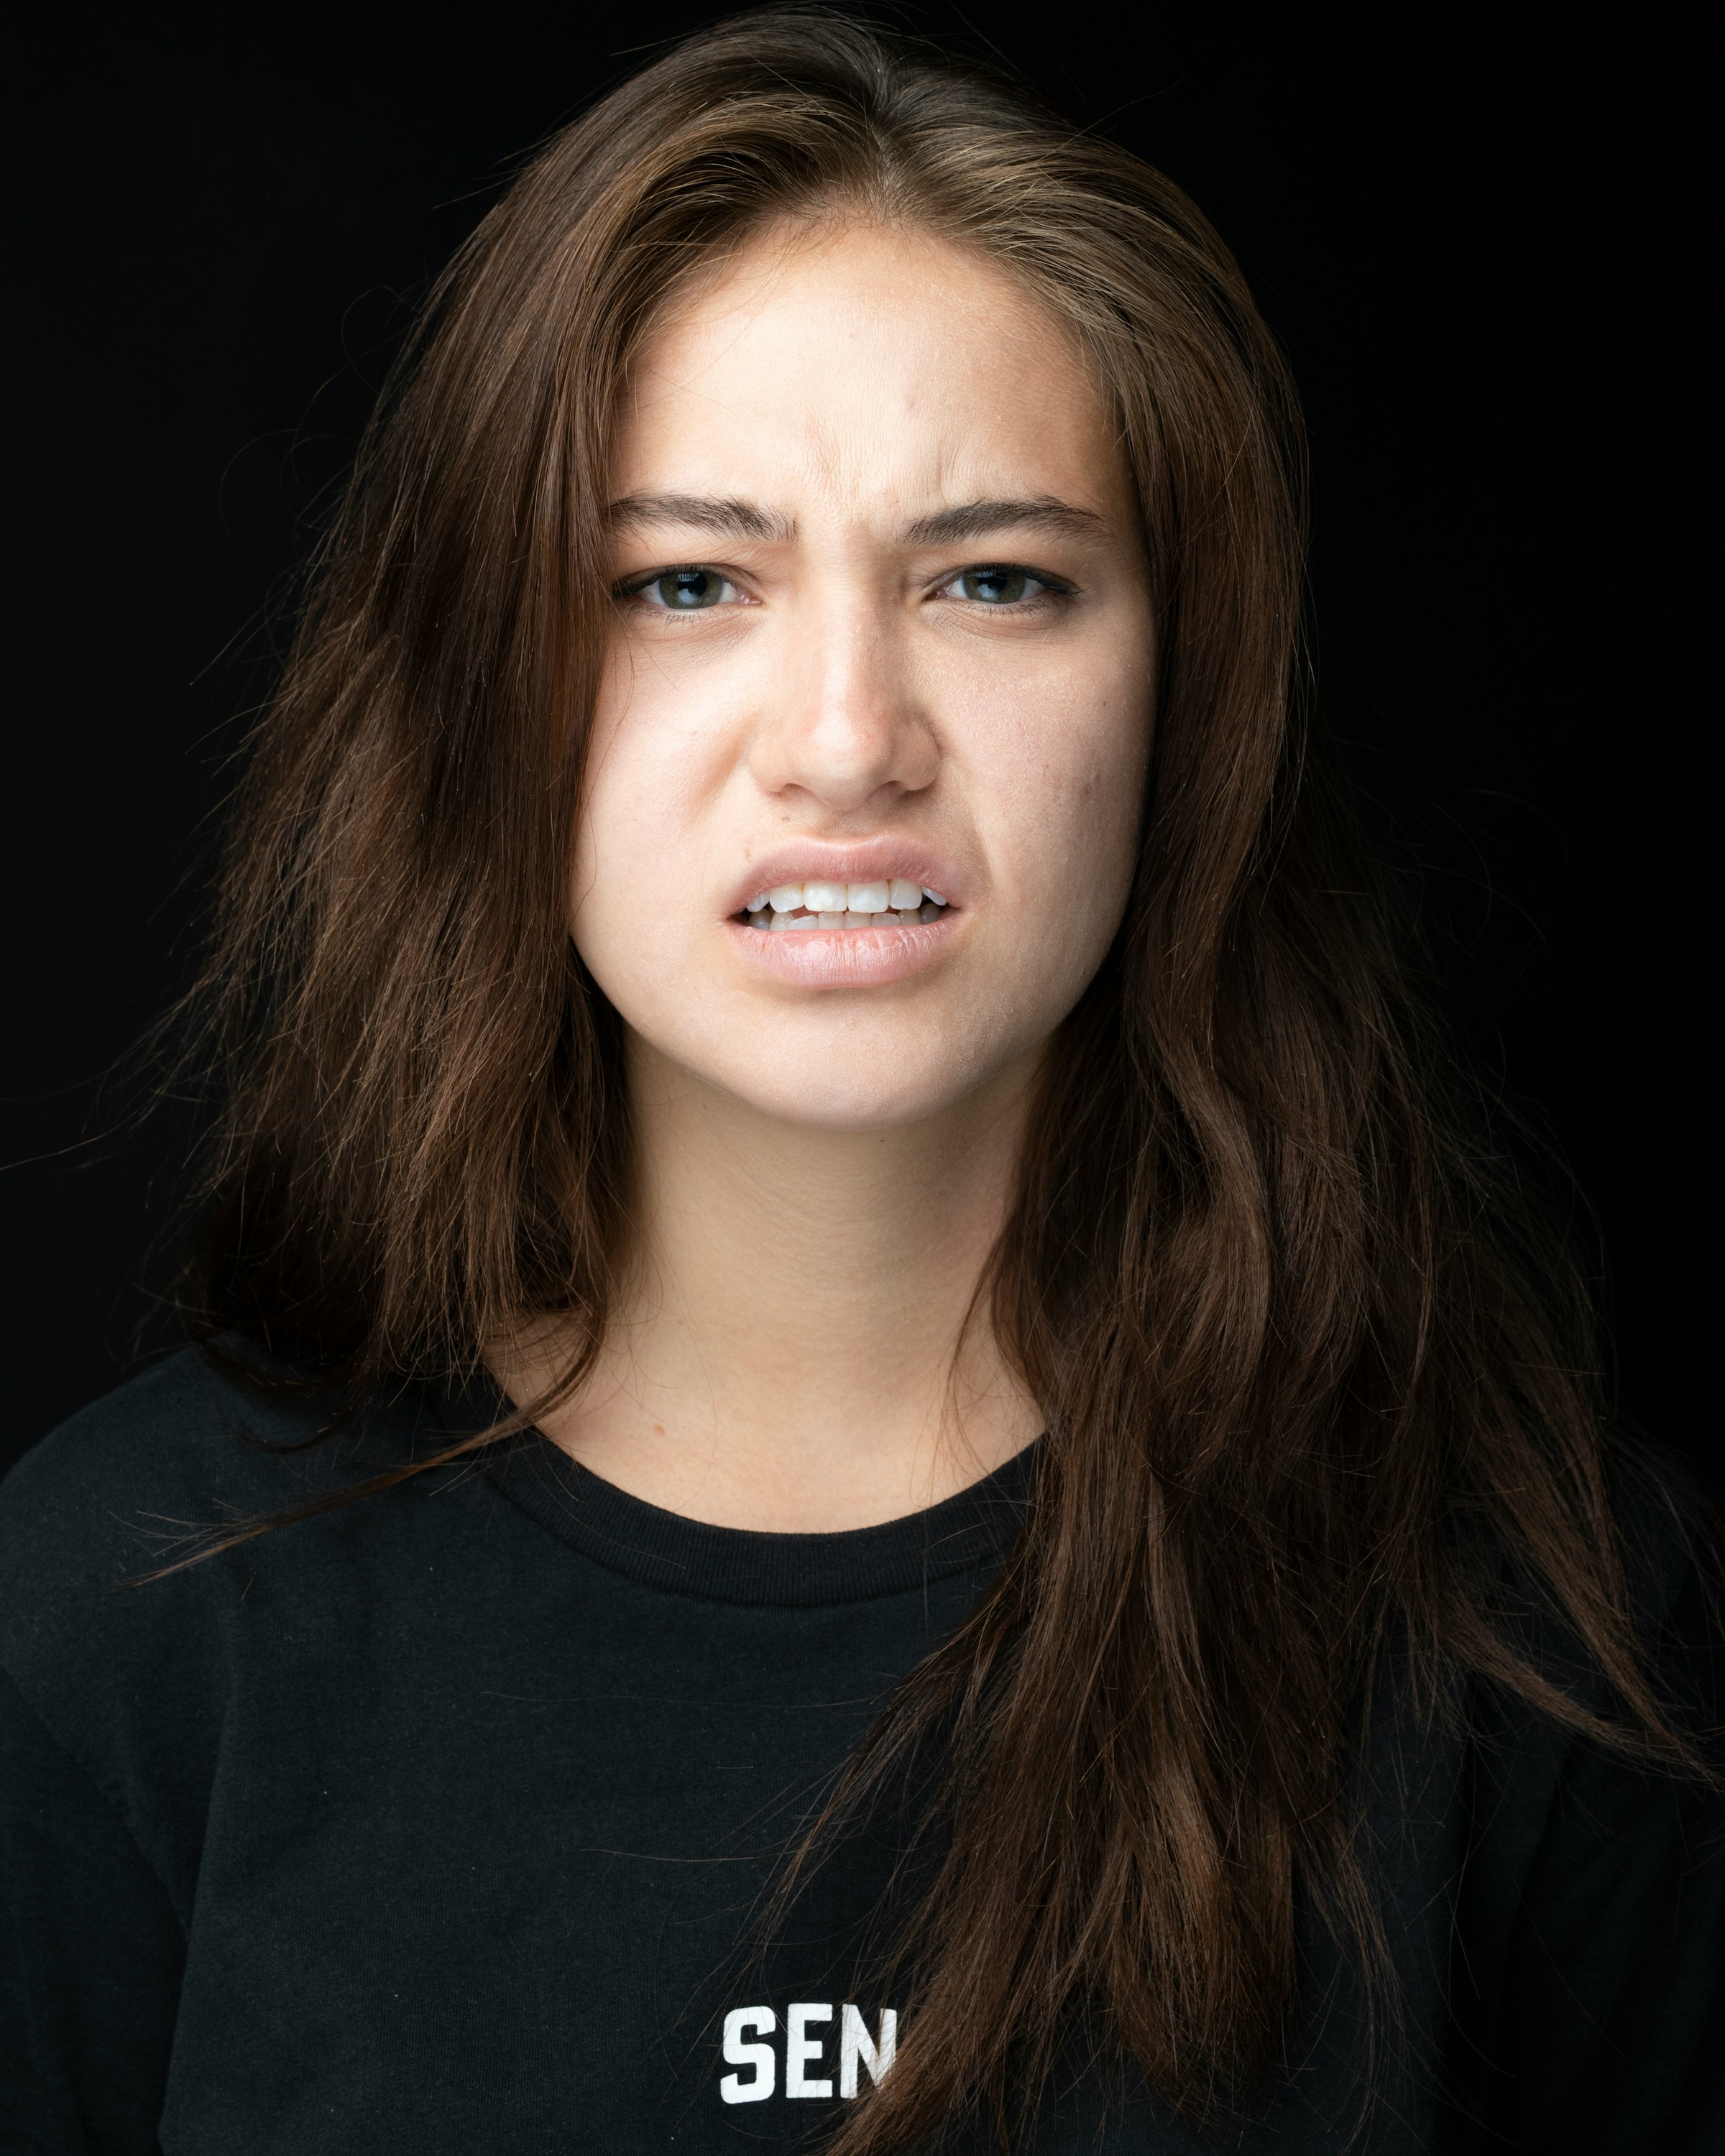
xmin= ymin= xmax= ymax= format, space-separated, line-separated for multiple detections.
xmin=569 ymin=656 xmax=718 ymax=936
xmin=568 ymin=678 xmax=688 ymax=991
xmin=983 ymin=658 xmax=1151 ymax=915
xmin=568 ymin=654 xmax=630 ymax=903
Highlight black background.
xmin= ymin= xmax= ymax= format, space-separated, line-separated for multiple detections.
xmin=1 ymin=7 xmax=1711 ymax=1496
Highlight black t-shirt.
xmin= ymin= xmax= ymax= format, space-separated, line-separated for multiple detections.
xmin=1 ymin=1349 xmax=1719 ymax=2153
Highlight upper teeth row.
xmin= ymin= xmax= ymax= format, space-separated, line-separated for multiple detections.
xmin=747 ymin=880 xmax=944 ymax=915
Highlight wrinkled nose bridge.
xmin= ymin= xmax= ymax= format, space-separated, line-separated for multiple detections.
xmin=808 ymin=609 xmax=896 ymax=756
xmin=760 ymin=594 xmax=926 ymax=806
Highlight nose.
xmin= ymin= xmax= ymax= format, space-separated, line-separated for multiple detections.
xmin=746 ymin=599 xmax=939 ymax=815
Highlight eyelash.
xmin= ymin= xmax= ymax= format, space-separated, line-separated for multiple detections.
xmin=615 ymin=566 xmax=748 ymax=610
xmin=932 ymin=563 xmax=1073 ymax=609
xmin=613 ymin=562 xmax=1075 ymax=612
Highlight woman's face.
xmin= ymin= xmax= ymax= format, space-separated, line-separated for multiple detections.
xmin=574 ymin=220 xmax=1154 ymax=1129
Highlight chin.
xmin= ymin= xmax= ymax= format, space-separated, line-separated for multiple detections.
xmin=676 ymin=1042 xmax=991 ymax=1133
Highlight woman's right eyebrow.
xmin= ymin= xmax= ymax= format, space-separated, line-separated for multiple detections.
xmin=605 ymin=492 xmax=795 ymax=541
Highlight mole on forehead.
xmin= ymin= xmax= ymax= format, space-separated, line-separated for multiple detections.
xmin=602 ymin=492 xmax=1109 ymax=545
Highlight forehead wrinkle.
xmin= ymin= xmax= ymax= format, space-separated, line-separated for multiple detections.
xmin=604 ymin=492 xmax=796 ymax=543
xmin=796 ymin=398 xmax=860 ymax=507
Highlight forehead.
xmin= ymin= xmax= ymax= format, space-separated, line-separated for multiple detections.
xmin=612 ymin=220 xmax=1125 ymax=518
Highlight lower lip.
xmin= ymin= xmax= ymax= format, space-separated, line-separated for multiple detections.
xmin=725 ymin=912 xmax=959 ymax=987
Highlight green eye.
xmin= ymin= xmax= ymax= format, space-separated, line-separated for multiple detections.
xmin=647 ymin=568 xmax=728 ymax=609
xmin=960 ymin=567 xmax=1031 ymax=604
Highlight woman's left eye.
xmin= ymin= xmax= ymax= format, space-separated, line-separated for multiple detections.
xmin=937 ymin=565 xmax=1058 ymax=606
xmin=626 ymin=567 xmax=740 ymax=610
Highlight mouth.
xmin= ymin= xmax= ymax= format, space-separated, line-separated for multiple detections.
xmin=737 ymin=877 xmax=950 ymax=931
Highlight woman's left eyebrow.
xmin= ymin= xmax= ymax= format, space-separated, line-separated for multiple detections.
xmin=901 ymin=497 xmax=1107 ymax=545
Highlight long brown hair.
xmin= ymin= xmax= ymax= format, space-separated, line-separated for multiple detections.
xmin=179 ymin=9 xmax=1696 ymax=2145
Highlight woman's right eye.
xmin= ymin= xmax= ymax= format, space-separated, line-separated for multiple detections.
xmin=623 ymin=567 xmax=740 ymax=611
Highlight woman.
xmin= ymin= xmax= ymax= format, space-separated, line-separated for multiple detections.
xmin=1 ymin=11 xmax=1717 ymax=2152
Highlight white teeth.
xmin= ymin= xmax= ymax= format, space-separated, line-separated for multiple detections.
xmin=755 ymin=908 xmax=947 ymax=931
xmin=754 ymin=904 xmax=947 ymax=931
xmin=750 ymin=875 xmax=953 ymax=929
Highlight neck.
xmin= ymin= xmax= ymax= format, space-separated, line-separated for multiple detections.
xmin=497 ymin=1033 xmax=1042 ymax=1530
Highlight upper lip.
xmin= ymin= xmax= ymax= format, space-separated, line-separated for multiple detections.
xmin=724 ymin=841 xmax=965 ymax=916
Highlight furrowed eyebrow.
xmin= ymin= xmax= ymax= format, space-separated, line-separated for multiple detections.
xmin=604 ymin=492 xmax=796 ymax=543
xmin=901 ymin=497 xmax=1108 ymax=545
xmin=604 ymin=492 xmax=1106 ymax=548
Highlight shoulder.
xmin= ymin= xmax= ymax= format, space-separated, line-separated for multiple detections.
xmin=1454 ymin=1439 xmax=1723 ymax=1915
xmin=0 ymin=1345 xmax=345 ymax=1595
xmin=0 ymin=1348 xmax=422 ymax=1797
xmin=1445 ymin=1451 xmax=1725 ymax=2148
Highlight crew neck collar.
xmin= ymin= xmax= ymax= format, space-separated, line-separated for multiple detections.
xmin=438 ymin=1377 xmax=1036 ymax=1608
